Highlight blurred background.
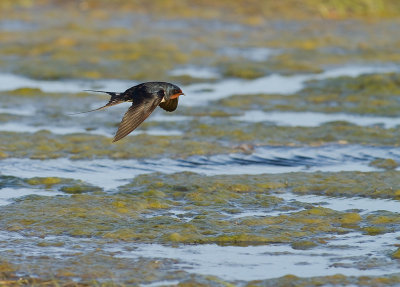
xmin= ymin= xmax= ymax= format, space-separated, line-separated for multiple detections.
xmin=1 ymin=0 xmax=400 ymax=82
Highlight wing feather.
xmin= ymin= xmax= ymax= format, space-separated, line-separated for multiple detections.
xmin=113 ymin=96 xmax=162 ymax=142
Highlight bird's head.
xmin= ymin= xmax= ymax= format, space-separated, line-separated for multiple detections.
xmin=164 ymin=83 xmax=184 ymax=101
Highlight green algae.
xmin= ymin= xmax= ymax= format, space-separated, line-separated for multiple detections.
xmin=1 ymin=171 xmax=399 ymax=246
xmin=1 ymin=171 xmax=400 ymax=285
xmin=291 ymin=240 xmax=318 ymax=250
xmin=392 ymin=248 xmax=400 ymax=259
xmin=185 ymin=120 xmax=400 ymax=146
xmin=0 ymin=23 xmax=189 ymax=81
xmin=4 ymin=88 xmax=91 ymax=98
xmin=245 ymin=273 xmax=400 ymax=287
xmin=339 ymin=212 xmax=363 ymax=227
xmin=25 ymin=176 xmax=100 ymax=192
xmin=0 ymin=192 xmax=345 ymax=244
xmin=0 ymin=131 xmax=237 ymax=159
xmin=220 ymin=61 xmax=268 ymax=79
xmin=2 ymin=2 xmax=400 ymax=82
xmin=265 ymin=53 xmax=324 ymax=75
xmin=25 ymin=177 xmax=62 ymax=186
xmin=362 ymin=226 xmax=388 ymax=235
xmin=363 ymin=211 xmax=400 ymax=235
xmin=0 ymin=250 xmax=209 ymax=287
xmin=0 ymin=174 xmax=102 ymax=199
xmin=369 ymin=158 xmax=399 ymax=170
xmin=286 ymin=171 xmax=400 ymax=199
xmin=4 ymin=0 xmax=400 ymax=25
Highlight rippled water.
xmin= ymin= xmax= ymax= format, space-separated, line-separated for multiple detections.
xmin=108 ymin=232 xmax=400 ymax=280
xmin=1 ymin=144 xmax=397 ymax=190
xmin=0 ymin=225 xmax=398 ymax=281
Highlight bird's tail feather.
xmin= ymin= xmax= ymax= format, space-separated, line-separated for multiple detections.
xmin=68 ymin=90 xmax=124 ymax=115
xmin=83 ymin=89 xmax=118 ymax=97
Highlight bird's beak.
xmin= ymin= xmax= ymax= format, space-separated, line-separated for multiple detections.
xmin=170 ymin=92 xmax=184 ymax=99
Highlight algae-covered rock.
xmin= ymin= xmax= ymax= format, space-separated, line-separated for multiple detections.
xmin=369 ymin=158 xmax=399 ymax=170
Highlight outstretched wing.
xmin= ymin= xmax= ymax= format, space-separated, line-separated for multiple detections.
xmin=113 ymin=96 xmax=162 ymax=142
xmin=159 ymin=98 xmax=179 ymax=112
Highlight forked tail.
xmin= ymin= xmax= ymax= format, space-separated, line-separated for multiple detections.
xmin=68 ymin=90 xmax=124 ymax=115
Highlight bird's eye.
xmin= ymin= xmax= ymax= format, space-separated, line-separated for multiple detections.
xmin=158 ymin=89 xmax=165 ymax=97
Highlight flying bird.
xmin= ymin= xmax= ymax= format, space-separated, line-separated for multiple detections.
xmin=77 ymin=82 xmax=184 ymax=142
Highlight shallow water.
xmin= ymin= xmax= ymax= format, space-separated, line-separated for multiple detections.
xmin=108 ymin=232 xmax=400 ymax=280
xmin=0 ymin=187 xmax=62 ymax=206
xmin=278 ymin=193 xmax=400 ymax=214
xmin=233 ymin=110 xmax=400 ymax=128
xmin=0 ymin=122 xmax=183 ymax=136
xmin=1 ymin=145 xmax=395 ymax=190
xmin=0 ymin=106 xmax=36 ymax=116
xmin=0 ymin=228 xmax=398 ymax=282
xmin=182 ymin=65 xmax=400 ymax=106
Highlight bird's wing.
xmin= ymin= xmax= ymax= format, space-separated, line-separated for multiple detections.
xmin=113 ymin=96 xmax=162 ymax=142
xmin=159 ymin=98 xmax=179 ymax=112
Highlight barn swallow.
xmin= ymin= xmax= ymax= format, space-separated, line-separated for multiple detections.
xmin=77 ymin=82 xmax=184 ymax=142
